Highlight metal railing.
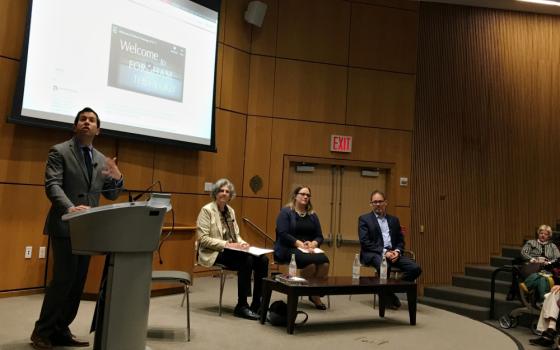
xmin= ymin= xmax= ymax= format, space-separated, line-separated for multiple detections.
xmin=242 ymin=217 xmax=275 ymax=247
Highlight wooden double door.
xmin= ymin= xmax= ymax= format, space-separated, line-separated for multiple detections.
xmin=284 ymin=159 xmax=390 ymax=276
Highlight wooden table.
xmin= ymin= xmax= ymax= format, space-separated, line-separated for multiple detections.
xmin=259 ymin=276 xmax=417 ymax=334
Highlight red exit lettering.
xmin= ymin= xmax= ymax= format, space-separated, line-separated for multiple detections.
xmin=330 ymin=135 xmax=352 ymax=153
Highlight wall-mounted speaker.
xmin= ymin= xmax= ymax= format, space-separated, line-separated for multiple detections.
xmin=244 ymin=0 xmax=268 ymax=27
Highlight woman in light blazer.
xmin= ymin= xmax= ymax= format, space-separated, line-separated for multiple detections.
xmin=197 ymin=178 xmax=268 ymax=320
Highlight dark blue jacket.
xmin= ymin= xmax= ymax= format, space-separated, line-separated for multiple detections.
xmin=358 ymin=212 xmax=404 ymax=266
xmin=274 ymin=207 xmax=324 ymax=262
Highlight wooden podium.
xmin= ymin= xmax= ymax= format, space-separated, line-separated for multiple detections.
xmin=63 ymin=195 xmax=170 ymax=350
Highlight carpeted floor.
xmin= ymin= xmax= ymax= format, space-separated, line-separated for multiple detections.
xmin=0 ymin=276 xmax=523 ymax=350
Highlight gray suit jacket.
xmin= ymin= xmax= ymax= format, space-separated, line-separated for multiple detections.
xmin=44 ymin=138 xmax=123 ymax=237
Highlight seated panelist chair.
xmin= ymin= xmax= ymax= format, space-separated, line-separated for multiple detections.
xmin=150 ymin=270 xmax=192 ymax=341
xmin=349 ymin=249 xmax=416 ymax=309
xmin=194 ymin=240 xmax=241 ymax=316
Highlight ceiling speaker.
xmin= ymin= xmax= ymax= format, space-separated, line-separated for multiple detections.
xmin=244 ymin=1 xmax=268 ymax=27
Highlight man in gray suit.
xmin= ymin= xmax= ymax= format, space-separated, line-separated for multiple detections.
xmin=31 ymin=107 xmax=123 ymax=350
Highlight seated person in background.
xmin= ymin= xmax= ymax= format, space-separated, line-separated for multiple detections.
xmin=520 ymin=224 xmax=560 ymax=303
xmin=274 ymin=185 xmax=330 ymax=310
xmin=196 ymin=178 xmax=268 ymax=320
xmin=358 ymin=190 xmax=422 ymax=309
xmin=529 ymin=285 xmax=560 ymax=347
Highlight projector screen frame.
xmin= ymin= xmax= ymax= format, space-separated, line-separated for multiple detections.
xmin=10 ymin=0 xmax=221 ymax=152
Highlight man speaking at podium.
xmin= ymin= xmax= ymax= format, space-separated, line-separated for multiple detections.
xmin=31 ymin=107 xmax=123 ymax=350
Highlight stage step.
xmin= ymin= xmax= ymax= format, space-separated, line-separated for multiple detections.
xmin=420 ymin=297 xmax=489 ymax=321
xmin=464 ymin=265 xmax=512 ymax=282
xmin=421 ymin=244 xmax=528 ymax=321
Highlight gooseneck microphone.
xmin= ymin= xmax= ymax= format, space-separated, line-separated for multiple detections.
xmin=130 ymin=180 xmax=163 ymax=202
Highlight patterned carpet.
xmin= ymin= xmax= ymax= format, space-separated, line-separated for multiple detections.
xmin=0 ymin=276 xmax=520 ymax=350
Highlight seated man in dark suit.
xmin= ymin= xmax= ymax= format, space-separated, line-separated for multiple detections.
xmin=358 ymin=190 xmax=422 ymax=309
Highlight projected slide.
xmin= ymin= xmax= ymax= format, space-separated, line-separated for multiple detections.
xmin=13 ymin=0 xmax=219 ymax=149
xmin=108 ymin=25 xmax=186 ymax=102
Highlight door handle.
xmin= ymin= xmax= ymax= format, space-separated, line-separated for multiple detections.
xmin=336 ymin=233 xmax=342 ymax=248
xmin=325 ymin=233 xmax=333 ymax=247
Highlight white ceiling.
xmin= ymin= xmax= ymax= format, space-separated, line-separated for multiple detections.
xmin=420 ymin=0 xmax=560 ymax=16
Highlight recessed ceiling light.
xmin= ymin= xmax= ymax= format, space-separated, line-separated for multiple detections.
xmin=517 ymin=0 xmax=560 ymax=6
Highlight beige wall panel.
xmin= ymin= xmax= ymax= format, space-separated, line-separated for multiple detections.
xmin=351 ymin=125 xmax=411 ymax=206
xmin=151 ymin=227 xmax=196 ymax=289
xmin=0 ymin=59 xmax=57 ymax=185
xmin=83 ymin=256 xmax=105 ymax=295
xmin=240 ymin=197 xmax=273 ymax=248
xmin=412 ymin=3 xmax=560 ymax=286
xmin=0 ymin=0 xmax=28 ymax=59
xmin=349 ymin=3 xmax=418 ymax=73
xmin=243 ymin=116 xmax=272 ymax=197
xmin=169 ymin=193 xmax=224 ymax=227
xmin=219 ymin=0 xmax=226 ymax=43
xmin=268 ymin=119 xmax=411 ymax=203
xmin=116 ymin=139 xmax=154 ymax=191
xmin=277 ymin=0 xmax=350 ymax=65
xmin=0 ymin=184 xmax=50 ymax=291
xmin=394 ymin=206 xmax=411 ymax=245
xmin=273 ymin=59 xmax=347 ymax=123
xmin=349 ymin=0 xmax=418 ymax=11
xmin=250 ymin=0 xmax=278 ymax=56
xmin=267 ymin=199 xmax=281 ymax=238
xmin=248 ymin=55 xmax=275 ymax=116
xmin=224 ymin=0 xmax=252 ymax=51
xmin=153 ymin=110 xmax=246 ymax=193
xmin=0 ymin=58 xmax=18 ymax=115
xmin=0 ymin=124 xmax=62 ymax=185
xmin=216 ymin=44 xmax=224 ymax=108
xmin=347 ymin=68 xmax=415 ymax=130
xmin=151 ymin=146 xmax=195 ymax=194
xmin=220 ymin=46 xmax=250 ymax=114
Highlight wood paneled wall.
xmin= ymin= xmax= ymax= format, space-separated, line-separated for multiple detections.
xmin=413 ymin=3 xmax=560 ymax=286
xmin=0 ymin=0 xmax=417 ymax=292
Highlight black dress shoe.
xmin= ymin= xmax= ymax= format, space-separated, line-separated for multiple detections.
xmin=250 ymin=303 xmax=262 ymax=316
xmin=233 ymin=305 xmax=260 ymax=320
xmin=529 ymin=336 xmax=554 ymax=347
xmin=386 ymin=293 xmax=401 ymax=310
xmin=50 ymin=333 xmax=89 ymax=347
xmin=309 ymin=296 xmax=327 ymax=310
xmin=30 ymin=329 xmax=53 ymax=350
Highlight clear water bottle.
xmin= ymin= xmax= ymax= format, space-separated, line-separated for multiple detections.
xmin=352 ymin=253 xmax=361 ymax=279
xmin=380 ymin=249 xmax=388 ymax=281
xmin=288 ymin=254 xmax=297 ymax=277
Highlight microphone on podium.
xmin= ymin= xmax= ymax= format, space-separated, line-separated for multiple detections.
xmin=130 ymin=181 xmax=162 ymax=202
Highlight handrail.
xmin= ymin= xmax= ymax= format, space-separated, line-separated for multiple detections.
xmin=490 ymin=264 xmax=518 ymax=319
xmin=242 ymin=217 xmax=275 ymax=245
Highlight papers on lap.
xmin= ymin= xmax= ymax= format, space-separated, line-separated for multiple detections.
xmin=297 ymin=247 xmax=324 ymax=254
xmin=225 ymin=246 xmax=274 ymax=256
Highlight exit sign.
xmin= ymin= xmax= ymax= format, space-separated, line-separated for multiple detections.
xmin=330 ymin=135 xmax=352 ymax=153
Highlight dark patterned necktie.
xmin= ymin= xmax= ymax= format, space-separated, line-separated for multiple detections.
xmin=82 ymin=147 xmax=93 ymax=180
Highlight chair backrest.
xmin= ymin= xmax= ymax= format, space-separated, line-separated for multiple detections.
xmin=194 ymin=239 xmax=199 ymax=264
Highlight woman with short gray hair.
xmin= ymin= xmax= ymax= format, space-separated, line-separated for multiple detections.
xmin=196 ymin=178 xmax=268 ymax=320
xmin=210 ymin=178 xmax=236 ymax=201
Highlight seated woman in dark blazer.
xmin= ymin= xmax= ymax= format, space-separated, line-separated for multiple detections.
xmin=274 ymin=185 xmax=330 ymax=309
